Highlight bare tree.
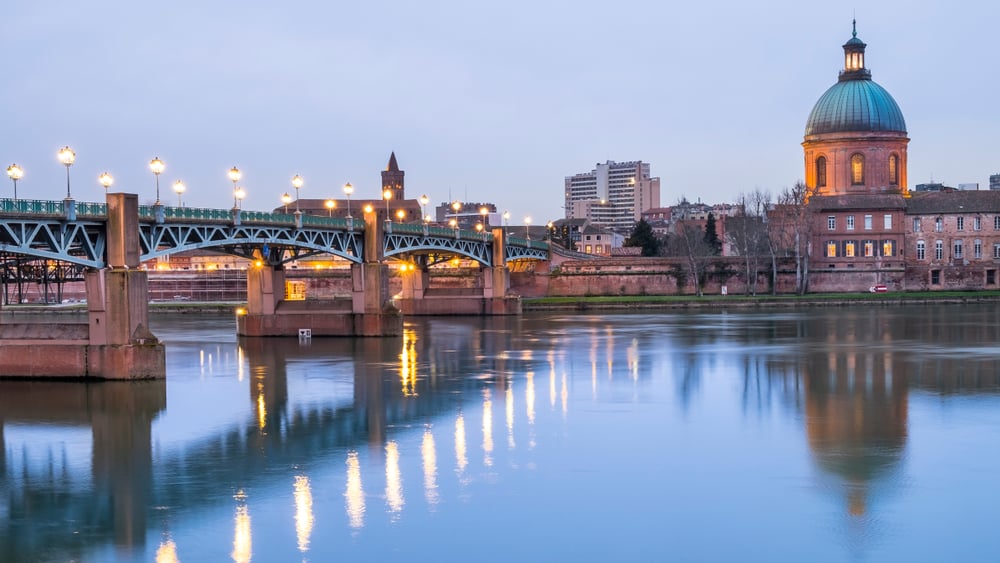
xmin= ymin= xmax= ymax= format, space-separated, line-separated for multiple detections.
xmin=666 ymin=222 xmax=715 ymax=297
xmin=771 ymin=181 xmax=816 ymax=294
xmin=728 ymin=189 xmax=771 ymax=295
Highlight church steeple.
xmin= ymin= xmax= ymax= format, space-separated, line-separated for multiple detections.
xmin=381 ymin=152 xmax=405 ymax=201
xmin=840 ymin=19 xmax=871 ymax=81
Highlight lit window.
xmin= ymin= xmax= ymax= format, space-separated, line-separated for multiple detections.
xmin=917 ymin=240 xmax=926 ymax=260
xmin=847 ymin=215 xmax=855 ymax=230
xmin=864 ymin=241 xmax=874 ymax=257
xmin=888 ymin=154 xmax=899 ymax=186
xmin=851 ymin=154 xmax=865 ymax=185
xmin=845 ymin=242 xmax=856 ymax=257
xmin=826 ymin=242 xmax=837 ymax=257
xmin=864 ymin=215 xmax=873 ymax=230
xmin=882 ymin=240 xmax=894 ymax=257
xmin=828 ymin=216 xmax=836 ymax=230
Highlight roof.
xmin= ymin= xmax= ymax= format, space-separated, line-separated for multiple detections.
xmin=905 ymin=190 xmax=1000 ymax=214
xmin=386 ymin=152 xmax=399 ymax=172
xmin=805 ymin=79 xmax=906 ymax=136
xmin=809 ymin=194 xmax=906 ymax=211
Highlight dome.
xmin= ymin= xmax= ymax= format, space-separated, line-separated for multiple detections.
xmin=805 ymin=78 xmax=907 ymax=136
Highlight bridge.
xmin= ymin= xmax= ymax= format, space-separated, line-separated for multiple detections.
xmin=0 ymin=195 xmax=549 ymax=379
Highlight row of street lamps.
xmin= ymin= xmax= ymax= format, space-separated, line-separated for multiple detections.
xmin=6 ymin=149 xmax=540 ymax=236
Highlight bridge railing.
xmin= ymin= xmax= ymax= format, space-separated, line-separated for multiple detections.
xmin=507 ymin=235 xmax=548 ymax=250
xmin=0 ymin=198 xmax=74 ymax=215
xmin=389 ymin=221 xmax=494 ymax=241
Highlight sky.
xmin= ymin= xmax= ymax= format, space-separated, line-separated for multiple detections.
xmin=1 ymin=1 xmax=998 ymax=224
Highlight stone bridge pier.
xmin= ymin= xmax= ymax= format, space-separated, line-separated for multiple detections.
xmin=237 ymin=211 xmax=402 ymax=337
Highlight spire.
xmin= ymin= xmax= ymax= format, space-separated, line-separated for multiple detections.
xmin=386 ymin=152 xmax=399 ymax=172
xmin=852 ymin=18 xmax=857 ymax=38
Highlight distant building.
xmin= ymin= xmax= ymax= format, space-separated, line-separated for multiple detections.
xmin=564 ymin=160 xmax=660 ymax=234
xmin=990 ymin=174 xmax=1000 ymax=191
xmin=292 ymin=153 xmax=421 ymax=223
xmin=434 ymin=201 xmax=498 ymax=230
xmin=958 ymin=183 xmax=979 ymax=191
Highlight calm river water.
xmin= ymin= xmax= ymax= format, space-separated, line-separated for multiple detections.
xmin=2 ymin=305 xmax=1000 ymax=562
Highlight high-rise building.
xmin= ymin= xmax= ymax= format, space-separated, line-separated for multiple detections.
xmin=990 ymin=174 xmax=1000 ymax=191
xmin=564 ymin=160 xmax=660 ymax=234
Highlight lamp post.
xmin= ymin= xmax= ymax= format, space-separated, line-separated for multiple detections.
xmin=57 ymin=146 xmax=75 ymax=199
xmin=546 ymin=221 xmax=554 ymax=241
xmin=525 ymin=216 xmax=531 ymax=240
xmin=325 ymin=199 xmax=336 ymax=217
xmin=149 ymin=156 xmax=165 ymax=204
xmin=234 ymin=186 xmax=246 ymax=209
xmin=503 ymin=210 xmax=510 ymax=237
xmin=173 ymin=180 xmax=186 ymax=207
xmin=479 ymin=206 xmax=489 ymax=229
xmin=291 ymin=174 xmax=303 ymax=212
xmin=281 ymin=192 xmax=292 ymax=213
xmin=383 ymin=189 xmax=392 ymax=221
xmin=228 ymin=166 xmax=241 ymax=208
xmin=420 ymin=194 xmax=428 ymax=222
xmin=6 ymin=164 xmax=23 ymax=200
xmin=396 ymin=209 xmax=406 ymax=222
xmin=99 ymin=172 xmax=114 ymax=193
xmin=343 ymin=182 xmax=354 ymax=219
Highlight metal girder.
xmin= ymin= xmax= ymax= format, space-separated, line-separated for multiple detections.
xmin=139 ymin=222 xmax=363 ymax=264
xmin=505 ymin=243 xmax=549 ymax=262
xmin=383 ymin=231 xmax=492 ymax=266
xmin=0 ymin=218 xmax=107 ymax=268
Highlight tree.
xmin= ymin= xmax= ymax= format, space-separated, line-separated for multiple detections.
xmin=703 ymin=212 xmax=722 ymax=255
xmin=771 ymin=180 xmax=816 ymax=294
xmin=727 ymin=190 xmax=771 ymax=295
xmin=624 ymin=219 xmax=662 ymax=256
xmin=665 ymin=222 xmax=715 ymax=297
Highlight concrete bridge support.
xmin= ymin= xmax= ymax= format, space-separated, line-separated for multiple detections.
xmin=0 ymin=193 xmax=165 ymax=379
xmin=237 ymin=211 xmax=401 ymax=336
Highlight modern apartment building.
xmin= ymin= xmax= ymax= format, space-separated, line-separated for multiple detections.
xmin=564 ymin=160 xmax=660 ymax=234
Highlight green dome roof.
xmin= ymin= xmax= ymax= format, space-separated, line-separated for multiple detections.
xmin=805 ymin=79 xmax=906 ymax=136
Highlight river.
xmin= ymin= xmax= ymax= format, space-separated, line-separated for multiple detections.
xmin=2 ymin=305 xmax=999 ymax=562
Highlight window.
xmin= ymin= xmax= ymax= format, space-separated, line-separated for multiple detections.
xmin=916 ymin=240 xmax=926 ymax=260
xmin=957 ymin=217 xmax=965 ymax=231
xmin=935 ymin=240 xmax=943 ymax=260
xmin=864 ymin=215 xmax=873 ymax=230
xmin=913 ymin=217 xmax=921 ymax=232
xmin=954 ymin=240 xmax=964 ymax=259
xmin=995 ymin=216 xmax=1000 ymax=230
xmin=994 ymin=243 xmax=1000 ymax=259
xmin=975 ymin=217 xmax=982 ymax=231
xmin=816 ymin=156 xmax=827 ymax=188
xmin=975 ymin=239 xmax=983 ymax=259
xmin=931 ymin=270 xmax=941 ymax=285
xmin=845 ymin=241 xmax=856 ymax=257
xmin=864 ymin=241 xmax=874 ymax=257
xmin=935 ymin=217 xmax=943 ymax=232
xmin=882 ymin=240 xmax=894 ymax=257
xmin=827 ymin=216 xmax=836 ymax=230
xmin=989 ymin=270 xmax=996 ymax=285
xmin=889 ymin=154 xmax=899 ymax=185
xmin=851 ymin=153 xmax=865 ymax=185
xmin=847 ymin=215 xmax=855 ymax=230
xmin=826 ymin=242 xmax=837 ymax=257
xmin=884 ymin=214 xmax=892 ymax=229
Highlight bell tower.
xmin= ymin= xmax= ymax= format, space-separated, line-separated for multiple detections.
xmin=381 ymin=152 xmax=405 ymax=201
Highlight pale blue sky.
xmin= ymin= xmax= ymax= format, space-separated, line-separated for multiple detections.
xmin=1 ymin=1 xmax=996 ymax=223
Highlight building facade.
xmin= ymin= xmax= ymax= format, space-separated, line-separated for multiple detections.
xmin=564 ymin=160 xmax=660 ymax=234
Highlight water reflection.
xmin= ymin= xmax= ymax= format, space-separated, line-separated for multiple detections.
xmin=1 ymin=307 xmax=999 ymax=560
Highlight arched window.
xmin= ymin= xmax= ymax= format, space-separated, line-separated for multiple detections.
xmin=851 ymin=153 xmax=865 ymax=185
xmin=888 ymin=154 xmax=899 ymax=186
xmin=816 ymin=156 xmax=827 ymax=188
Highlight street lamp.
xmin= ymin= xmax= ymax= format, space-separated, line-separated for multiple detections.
xmin=525 ymin=216 xmax=531 ymax=240
xmin=479 ymin=206 xmax=489 ymax=229
xmin=149 ymin=156 xmax=165 ymax=204
xmin=419 ymin=194 xmax=428 ymax=221
xmin=343 ymin=182 xmax=354 ymax=219
xmin=234 ymin=186 xmax=246 ymax=209
xmin=325 ymin=199 xmax=336 ymax=217
xmin=383 ymin=188 xmax=392 ymax=221
xmin=281 ymin=192 xmax=292 ymax=213
xmin=57 ymin=146 xmax=75 ymax=199
xmin=449 ymin=218 xmax=457 ymax=229
xmin=396 ymin=209 xmax=406 ymax=222
xmin=546 ymin=221 xmax=554 ymax=241
xmin=503 ymin=210 xmax=510 ymax=236
xmin=173 ymin=180 xmax=186 ymax=207
xmin=291 ymin=174 xmax=303 ymax=212
xmin=228 ymin=166 xmax=241 ymax=206
xmin=99 ymin=172 xmax=114 ymax=192
xmin=6 ymin=164 xmax=23 ymax=200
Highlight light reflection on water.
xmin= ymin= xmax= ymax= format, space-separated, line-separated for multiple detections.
xmin=1 ymin=306 xmax=1000 ymax=561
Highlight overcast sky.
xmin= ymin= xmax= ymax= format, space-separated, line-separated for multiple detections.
xmin=1 ymin=1 xmax=997 ymax=223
